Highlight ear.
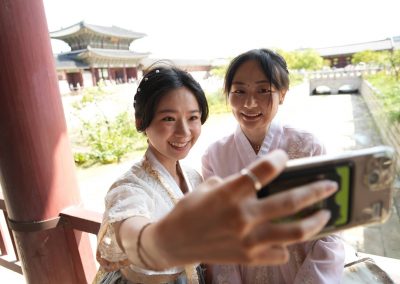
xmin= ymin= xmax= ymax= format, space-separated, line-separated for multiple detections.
xmin=135 ymin=118 xmax=143 ymax=130
xmin=279 ymin=89 xmax=288 ymax=104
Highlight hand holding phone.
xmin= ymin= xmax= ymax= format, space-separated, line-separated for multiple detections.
xmin=257 ymin=146 xmax=396 ymax=237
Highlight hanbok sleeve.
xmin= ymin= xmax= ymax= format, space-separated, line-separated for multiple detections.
xmin=292 ymin=234 xmax=345 ymax=284
xmin=97 ymin=177 xmax=155 ymax=271
xmin=311 ymin=134 xmax=326 ymax=156
xmin=96 ymin=174 xmax=187 ymax=281
xmin=184 ymin=166 xmax=204 ymax=190
xmin=207 ymin=264 xmax=243 ymax=284
xmin=201 ymin=147 xmax=216 ymax=180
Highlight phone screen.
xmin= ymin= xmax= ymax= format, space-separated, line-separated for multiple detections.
xmin=257 ymin=162 xmax=352 ymax=227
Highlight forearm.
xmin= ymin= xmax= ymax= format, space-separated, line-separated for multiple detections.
xmin=117 ymin=215 xmax=188 ymax=271
xmin=116 ymin=217 xmax=170 ymax=270
xmin=115 ymin=151 xmax=339 ymax=271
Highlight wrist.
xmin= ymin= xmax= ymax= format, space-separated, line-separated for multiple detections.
xmin=142 ymin=220 xmax=177 ymax=270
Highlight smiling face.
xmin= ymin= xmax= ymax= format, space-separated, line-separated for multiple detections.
xmin=145 ymin=87 xmax=202 ymax=169
xmin=228 ymin=59 xmax=286 ymax=143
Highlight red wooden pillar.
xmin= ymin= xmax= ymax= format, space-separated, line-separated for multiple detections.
xmin=108 ymin=67 xmax=113 ymax=82
xmin=78 ymin=71 xmax=84 ymax=88
xmin=132 ymin=67 xmax=138 ymax=80
xmin=90 ymin=67 xmax=97 ymax=86
xmin=123 ymin=67 xmax=128 ymax=83
xmin=0 ymin=0 xmax=96 ymax=283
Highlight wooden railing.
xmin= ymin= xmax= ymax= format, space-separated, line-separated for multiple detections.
xmin=0 ymin=191 xmax=21 ymax=274
xmin=0 ymin=190 xmax=102 ymax=277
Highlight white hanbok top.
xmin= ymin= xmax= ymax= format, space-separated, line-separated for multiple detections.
xmin=96 ymin=148 xmax=203 ymax=283
xmin=202 ymin=119 xmax=345 ymax=284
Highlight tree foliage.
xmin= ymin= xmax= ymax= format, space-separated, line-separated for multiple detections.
xmin=366 ymin=72 xmax=400 ymax=122
xmin=278 ymin=49 xmax=324 ymax=71
xmin=353 ymin=49 xmax=400 ymax=80
xmin=384 ymin=50 xmax=400 ymax=80
xmin=352 ymin=50 xmax=382 ymax=65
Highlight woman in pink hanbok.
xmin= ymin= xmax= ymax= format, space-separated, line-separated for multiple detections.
xmin=202 ymin=49 xmax=345 ymax=283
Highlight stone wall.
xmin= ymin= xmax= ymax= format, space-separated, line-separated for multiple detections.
xmin=361 ymin=80 xmax=400 ymax=175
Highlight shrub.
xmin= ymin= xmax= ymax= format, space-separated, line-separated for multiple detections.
xmin=70 ymin=85 xmax=147 ymax=166
xmin=74 ymin=111 xmax=147 ymax=166
xmin=365 ymin=72 xmax=400 ymax=123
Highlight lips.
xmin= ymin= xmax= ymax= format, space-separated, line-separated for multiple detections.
xmin=241 ymin=112 xmax=262 ymax=120
xmin=169 ymin=141 xmax=190 ymax=149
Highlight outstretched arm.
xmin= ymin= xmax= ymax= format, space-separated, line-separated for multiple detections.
xmin=117 ymin=150 xmax=337 ymax=270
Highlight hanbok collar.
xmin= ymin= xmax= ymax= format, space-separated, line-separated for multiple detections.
xmin=234 ymin=118 xmax=284 ymax=166
xmin=144 ymin=148 xmax=193 ymax=200
xmin=142 ymin=148 xmax=199 ymax=282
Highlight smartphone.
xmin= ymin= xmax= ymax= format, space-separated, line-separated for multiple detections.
xmin=257 ymin=146 xmax=396 ymax=237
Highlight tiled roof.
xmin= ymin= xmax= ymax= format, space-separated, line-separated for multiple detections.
xmin=81 ymin=47 xmax=150 ymax=59
xmin=50 ymin=21 xmax=146 ymax=40
xmin=140 ymin=58 xmax=213 ymax=68
xmin=316 ymin=37 xmax=399 ymax=57
xmin=53 ymin=48 xmax=149 ymax=70
xmin=54 ymin=51 xmax=89 ymax=69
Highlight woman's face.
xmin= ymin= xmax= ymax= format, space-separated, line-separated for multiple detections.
xmin=145 ymin=87 xmax=202 ymax=167
xmin=228 ymin=60 xmax=286 ymax=139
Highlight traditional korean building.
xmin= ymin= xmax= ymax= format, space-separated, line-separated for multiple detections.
xmin=315 ymin=36 xmax=400 ymax=68
xmin=50 ymin=21 xmax=150 ymax=91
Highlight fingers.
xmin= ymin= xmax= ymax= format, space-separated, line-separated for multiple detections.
xmin=240 ymin=180 xmax=337 ymax=250
xmin=244 ymin=209 xmax=331 ymax=248
xmin=242 ymin=180 xmax=337 ymax=232
xmin=220 ymin=149 xmax=288 ymax=197
xmin=257 ymin=180 xmax=338 ymax=221
xmin=249 ymin=149 xmax=288 ymax=188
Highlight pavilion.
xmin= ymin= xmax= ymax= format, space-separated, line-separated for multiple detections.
xmin=50 ymin=21 xmax=150 ymax=90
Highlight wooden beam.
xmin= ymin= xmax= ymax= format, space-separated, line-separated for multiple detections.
xmin=60 ymin=207 xmax=102 ymax=234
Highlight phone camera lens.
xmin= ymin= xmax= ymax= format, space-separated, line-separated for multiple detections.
xmin=369 ymin=171 xmax=380 ymax=184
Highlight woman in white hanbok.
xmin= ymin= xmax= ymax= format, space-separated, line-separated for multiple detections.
xmin=202 ymin=49 xmax=345 ymax=284
xmin=96 ymin=66 xmax=209 ymax=283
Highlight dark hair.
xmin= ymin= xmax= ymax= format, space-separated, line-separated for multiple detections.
xmin=133 ymin=64 xmax=209 ymax=132
xmin=224 ymin=48 xmax=290 ymax=97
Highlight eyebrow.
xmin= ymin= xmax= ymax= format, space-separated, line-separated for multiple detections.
xmin=156 ymin=109 xmax=201 ymax=114
xmin=232 ymin=80 xmax=270 ymax=85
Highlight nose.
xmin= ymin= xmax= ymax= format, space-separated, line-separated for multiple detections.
xmin=243 ymin=93 xmax=257 ymax=108
xmin=175 ymin=119 xmax=190 ymax=137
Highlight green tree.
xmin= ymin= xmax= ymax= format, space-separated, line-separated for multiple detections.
xmin=279 ymin=49 xmax=324 ymax=71
xmin=382 ymin=50 xmax=400 ymax=80
xmin=295 ymin=49 xmax=324 ymax=70
xmin=352 ymin=50 xmax=382 ymax=65
xmin=352 ymin=49 xmax=400 ymax=80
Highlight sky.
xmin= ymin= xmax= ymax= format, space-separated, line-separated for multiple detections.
xmin=43 ymin=0 xmax=400 ymax=60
